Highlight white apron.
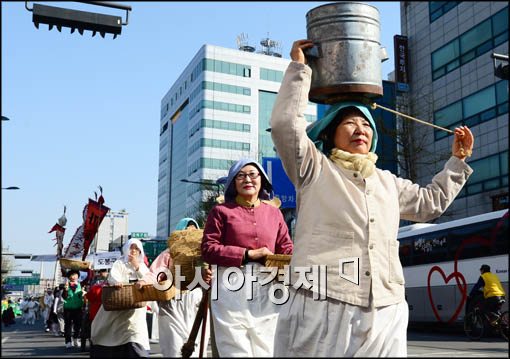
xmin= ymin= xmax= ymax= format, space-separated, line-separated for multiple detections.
xmin=211 ymin=263 xmax=281 ymax=357
xmin=158 ymin=288 xmax=210 ymax=357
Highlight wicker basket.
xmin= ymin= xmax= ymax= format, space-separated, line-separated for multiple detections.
xmin=265 ymin=254 xmax=292 ymax=269
xmin=168 ymin=229 xmax=204 ymax=288
xmin=101 ymin=284 xmax=147 ymax=311
xmin=59 ymin=258 xmax=90 ymax=271
xmin=132 ymin=282 xmax=176 ymax=302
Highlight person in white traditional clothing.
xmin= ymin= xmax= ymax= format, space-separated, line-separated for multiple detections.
xmin=25 ymin=297 xmax=37 ymax=325
xmin=138 ymin=217 xmax=211 ymax=358
xmin=90 ymin=238 xmax=150 ymax=358
xmin=50 ymin=286 xmax=65 ymax=336
xmin=19 ymin=297 xmax=28 ymax=325
xmin=43 ymin=289 xmax=54 ymax=332
xmin=270 ymin=39 xmax=475 ymax=357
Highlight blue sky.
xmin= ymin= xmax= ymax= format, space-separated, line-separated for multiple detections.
xmin=2 ymin=1 xmax=401 ymax=276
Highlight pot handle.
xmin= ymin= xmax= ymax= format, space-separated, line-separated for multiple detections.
xmin=304 ymin=44 xmax=322 ymax=59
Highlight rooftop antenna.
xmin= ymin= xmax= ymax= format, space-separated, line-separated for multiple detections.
xmin=258 ymin=33 xmax=282 ymax=57
xmin=236 ymin=32 xmax=255 ymax=52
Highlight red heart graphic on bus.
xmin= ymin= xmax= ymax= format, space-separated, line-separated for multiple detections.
xmin=427 ymin=265 xmax=467 ymax=324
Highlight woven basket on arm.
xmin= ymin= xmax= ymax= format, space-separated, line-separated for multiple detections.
xmin=168 ymin=229 xmax=205 ymax=289
xmin=264 ymin=254 xmax=292 ymax=269
xmin=59 ymin=258 xmax=90 ymax=271
xmin=101 ymin=284 xmax=147 ymax=311
xmin=132 ymin=281 xmax=176 ymax=302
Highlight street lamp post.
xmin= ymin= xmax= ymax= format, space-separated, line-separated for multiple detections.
xmin=180 ymin=179 xmax=222 ymax=197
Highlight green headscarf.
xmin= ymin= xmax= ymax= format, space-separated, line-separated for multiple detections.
xmin=306 ymin=101 xmax=378 ymax=154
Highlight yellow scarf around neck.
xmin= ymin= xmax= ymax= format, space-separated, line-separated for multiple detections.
xmin=235 ymin=195 xmax=261 ymax=208
xmin=329 ymin=148 xmax=378 ymax=178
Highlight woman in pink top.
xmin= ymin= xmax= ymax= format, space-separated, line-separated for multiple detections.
xmin=202 ymin=158 xmax=293 ymax=357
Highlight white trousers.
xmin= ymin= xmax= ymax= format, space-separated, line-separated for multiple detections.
xmin=210 ymin=263 xmax=281 ymax=357
xmin=158 ymin=288 xmax=209 ymax=357
xmin=274 ymin=287 xmax=408 ymax=357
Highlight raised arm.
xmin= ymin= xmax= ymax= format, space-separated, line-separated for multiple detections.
xmin=270 ymin=40 xmax=323 ymax=188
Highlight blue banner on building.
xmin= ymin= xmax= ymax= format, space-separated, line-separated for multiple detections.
xmin=262 ymin=157 xmax=296 ymax=209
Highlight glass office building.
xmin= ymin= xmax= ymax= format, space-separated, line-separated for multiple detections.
xmin=400 ymin=2 xmax=508 ymax=220
xmin=157 ymin=44 xmax=317 ymax=237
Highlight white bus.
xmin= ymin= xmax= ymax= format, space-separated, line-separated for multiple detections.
xmin=398 ymin=209 xmax=509 ymax=325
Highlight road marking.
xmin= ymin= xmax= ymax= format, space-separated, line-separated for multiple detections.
xmin=1 ymin=336 xmax=9 ymax=344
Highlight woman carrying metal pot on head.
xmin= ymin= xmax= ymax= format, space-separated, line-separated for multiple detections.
xmin=269 ymin=39 xmax=474 ymax=357
xmin=201 ymin=158 xmax=293 ymax=357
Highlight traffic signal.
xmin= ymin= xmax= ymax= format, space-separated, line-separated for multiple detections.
xmin=29 ymin=3 xmax=128 ymax=39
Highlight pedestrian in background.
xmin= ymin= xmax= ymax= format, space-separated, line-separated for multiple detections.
xmin=24 ymin=297 xmax=37 ymax=325
xmin=62 ymin=270 xmax=85 ymax=349
xmin=468 ymin=264 xmax=506 ymax=325
xmin=50 ymin=285 xmax=65 ymax=337
xmin=201 ymin=158 xmax=293 ymax=357
xmin=2 ymin=303 xmax=15 ymax=327
xmin=269 ymin=39 xmax=474 ymax=357
xmin=90 ymin=238 xmax=151 ymax=358
xmin=138 ymin=217 xmax=211 ymax=357
xmin=43 ymin=288 xmax=54 ymax=332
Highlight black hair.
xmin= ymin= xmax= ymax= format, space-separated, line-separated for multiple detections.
xmin=480 ymin=264 xmax=491 ymax=273
xmin=319 ymin=106 xmax=368 ymax=155
xmin=66 ymin=269 xmax=80 ymax=278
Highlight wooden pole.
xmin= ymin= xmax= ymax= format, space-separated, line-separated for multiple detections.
xmin=371 ymin=102 xmax=454 ymax=133
xmin=181 ymin=287 xmax=210 ymax=358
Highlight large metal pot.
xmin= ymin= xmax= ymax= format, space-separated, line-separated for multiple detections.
xmin=305 ymin=2 xmax=387 ymax=104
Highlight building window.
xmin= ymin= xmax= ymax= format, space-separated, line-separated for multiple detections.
xmin=201 ymin=118 xmax=250 ymax=132
xmin=203 ymin=58 xmax=251 ymax=78
xmin=429 ymin=1 xmax=461 ymax=23
xmin=260 ymin=68 xmax=284 ymax=82
xmin=202 ymin=81 xmax=251 ymax=96
xmin=192 ymin=100 xmax=251 ymax=115
xmin=458 ymin=151 xmax=508 ymax=197
xmin=431 ymin=7 xmax=508 ymax=80
xmin=160 ymin=122 xmax=168 ymax=136
xmin=434 ymin=80 xmax=508 ymax=140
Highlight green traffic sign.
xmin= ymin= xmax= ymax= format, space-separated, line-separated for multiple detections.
xmin=131 ymin=232 xmax=149 ymax=238
xmin=3 ymin=275 xmax=40 ymax=286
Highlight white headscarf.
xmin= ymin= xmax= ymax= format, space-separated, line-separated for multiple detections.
xmin=121 ymin=238 xmax=145 ymax=264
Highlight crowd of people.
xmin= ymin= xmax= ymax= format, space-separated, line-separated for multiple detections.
xmin=2 ymin=39 xmax=480 ymax=358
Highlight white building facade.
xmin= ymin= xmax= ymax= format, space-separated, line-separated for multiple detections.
xmin=400 ymin=2 xmax=508 ymax=221
xmin=157 ymin=44 xmax=317 ymax=237
xmin=94 ymin=209 xmax=129 ymax=252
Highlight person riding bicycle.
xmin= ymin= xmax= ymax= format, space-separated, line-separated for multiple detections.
xmin=468 ymin=264 xmax=506 ymax=325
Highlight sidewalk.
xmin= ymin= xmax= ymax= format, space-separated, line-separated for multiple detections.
xmin=1 ymin=317 xmax=163 ymax=358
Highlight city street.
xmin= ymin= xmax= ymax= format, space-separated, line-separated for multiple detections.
xmin=1 ymin=319 xmax=163 ymax=358
xmin=1 ymin=318 xmax=507 ymax=357
xmin=407 ymin=328 xmax=508 ymax=357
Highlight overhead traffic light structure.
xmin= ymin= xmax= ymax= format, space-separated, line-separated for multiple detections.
xmin=25 ymin=1 xmax=131 ymax=39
